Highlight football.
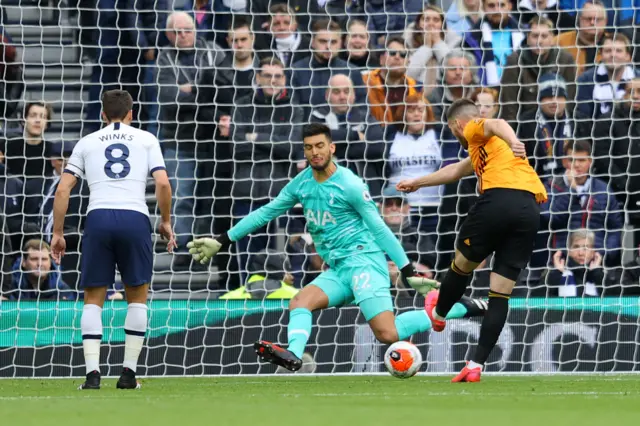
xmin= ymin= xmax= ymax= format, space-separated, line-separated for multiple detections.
xmin=384 ymin=341 xmax=423 ymax=378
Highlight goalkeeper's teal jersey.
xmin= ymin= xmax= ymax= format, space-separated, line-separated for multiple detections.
xmin=228 ymin=165 xmax=411 ymax=269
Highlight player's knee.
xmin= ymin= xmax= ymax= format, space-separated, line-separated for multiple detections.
xmin=84 ymin=287 xmax=107 ymax=306
xmin=290 ymin=292 xmax=311 ymax=311
xmin=454 ymin=251 xmax=479 ymax=274
xmin=373 ymin=328 xmax=399 ymax=345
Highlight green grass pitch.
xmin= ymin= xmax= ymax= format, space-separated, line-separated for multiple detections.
xmin=0 ymin=375 xmax=638 ymax=426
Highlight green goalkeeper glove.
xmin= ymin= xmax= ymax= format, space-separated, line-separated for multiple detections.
xmin=187 ymin=236 xmax=227 ymax=264
xmin=400 ymin=264 xmax=440 ymax=295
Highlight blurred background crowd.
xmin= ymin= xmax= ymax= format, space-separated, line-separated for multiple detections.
xmin=1 ymin=0 xmax=640 ymax=300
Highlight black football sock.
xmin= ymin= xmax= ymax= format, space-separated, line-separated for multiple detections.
xmin=434 ymin=261 xmax=472 ymax=318
xmin=472 ymin=290 xmax=510 ymax=365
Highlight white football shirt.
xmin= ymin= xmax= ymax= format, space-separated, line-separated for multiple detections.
xmin=65 ymin=122 xmax=166 ymax=215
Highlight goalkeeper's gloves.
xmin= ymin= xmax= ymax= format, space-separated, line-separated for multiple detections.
xmin=400 ymin=263 xmax=440 ymax=295
xmin=187 ymin=233 xmax=230 ymax=264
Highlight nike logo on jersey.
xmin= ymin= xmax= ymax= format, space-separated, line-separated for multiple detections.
xmin=306 ymin=209 xmax=337 ymax=227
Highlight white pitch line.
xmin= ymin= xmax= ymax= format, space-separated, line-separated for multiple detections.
xmin=0 ymin=391 xmax=637 ymax=401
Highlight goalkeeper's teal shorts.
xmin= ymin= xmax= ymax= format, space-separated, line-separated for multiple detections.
xmin=310 ymin=251 xmax=393 ymax=321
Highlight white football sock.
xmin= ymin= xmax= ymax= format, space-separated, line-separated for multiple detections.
xmin=468 ymin=361 xmax=483 ymax=370
xmin=123 ymin=303 xmax=148 ymax=373
xmin=81 ymin=304 xmax=103 ymax=374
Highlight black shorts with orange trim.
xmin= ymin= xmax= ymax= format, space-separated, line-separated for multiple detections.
xmin=456 ymin=188 xmax=541 ymax=280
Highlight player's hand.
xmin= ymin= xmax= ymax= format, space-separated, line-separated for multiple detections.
xmin=552 ymin=251 xmax=565 ymax=273
xmin=51 ymin=233 xmax=66 ymax=264
xmin=396 ymin=178 xmax=420 ymax=193
xmin=510 ymin=140 xmax=527 ymax=158
xmin=589 ymin=252 xmax=603 ymax=270
xmin=400 ymin=264 xmax=440 ymax=295
xmin=187 ymin=238 xmax=222 ymax=264
xmin=158 ymin=221 xmax=177 ymax=253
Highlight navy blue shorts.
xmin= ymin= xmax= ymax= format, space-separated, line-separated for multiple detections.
xmin=81 ymin=209 xmax=153 ymax=288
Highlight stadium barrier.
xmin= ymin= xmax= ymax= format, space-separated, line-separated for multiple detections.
xmin=1 ymin=298 xmax=638 ymax=377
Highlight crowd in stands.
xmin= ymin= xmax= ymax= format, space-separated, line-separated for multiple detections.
xmin=1 ymin=0 xmax=640 ymax=299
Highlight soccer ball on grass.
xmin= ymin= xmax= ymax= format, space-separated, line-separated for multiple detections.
xmin=384 ymin=341 xmax=422 ymax=378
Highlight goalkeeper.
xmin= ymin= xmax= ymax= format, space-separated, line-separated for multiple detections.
xmin=188 ymin=123 xmax=485 ymax=371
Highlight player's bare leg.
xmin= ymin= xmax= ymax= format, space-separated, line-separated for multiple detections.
xmin=78 ymin=286 xmax=108 ymax=390
xmin=255 ymin=285 xmax=328 ymax=371
xmin=452 ymin=272 xmax=516 ymax=383
xmin=427 ymin=250 xmax=479 ymax=332
xmin=116 ymin=283 xmax=149 ymax=390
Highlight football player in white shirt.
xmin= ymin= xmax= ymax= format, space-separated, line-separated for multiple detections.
xmin=51 ymin=90 xmax=176 ymax=390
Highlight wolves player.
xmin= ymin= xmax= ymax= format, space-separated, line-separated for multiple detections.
xmin=188 ymin=123 xmax=487 ymax=371
xmin=51 ymin=90 xmax=176 ymax=389
xmin=397 ymin=99 xmax=547 ymax=382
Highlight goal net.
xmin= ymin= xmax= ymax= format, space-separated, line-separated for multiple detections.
xmin=0 ymin=0 xmax=639 ymax=377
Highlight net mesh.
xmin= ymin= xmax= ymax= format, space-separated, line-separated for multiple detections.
xmin=0 ymin=0 xmax=639 ymax=376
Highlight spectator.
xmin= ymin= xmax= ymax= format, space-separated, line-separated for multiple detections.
xmin=462 ymin=0 xmax=524 ymax=86
xmin=387 ymin=93 xmax=441 ymax=243
xmin=405 ymin=5 xmax=461 ymax=92
xmin=0 ymin=30 xmax=23 ymax=127
xmin=589 ymin=77 xmax=640 ymax=238
xmin=381 ymin=185 xmax=436 ymax=290
xmin=198 ymin=15 xmax=259 ymax=123
xmin=286 ymin=233 xmax=324 ymax=287
xmin=309 ymin=74 xmax=386 ymax=198
xmin=289 ymin=19 xmax=367 ymax=118
xmin=340 ymin=19 xmax=375 ymax=70
xmin=227 ymin=57 xmax=303 ymax=282
xmin=249 ymin=0 xmax=325 ymax=36
xmin=0 ymin=102 xmax=53 ymax=180
xmin=516 ymin=0 xmax=571 ymax=30
xmin=9 ymin=239 xmax=74 ymax=301
xmin=24 ymin=141 xmax=89 ymax=288
xmin=254 ymin=4 xmax=311 ymax=67
xmin=446 ymin=0 xmax=483 ymax=36
xmin=183 ymin=0 xmax=245 ymax=48
xmin=84 ymin=0 xmax=150 ymax=134
xmin=555 ymin=1 xmax=608 ymax=76
xmin=500 ymin=17 xmax=576 ymax=124
xmin=471 ymin=87 xmax=499 ymax=118
xmin=428 ymin=50 xmax=477 ymax=163
xmin=542 ymin=139 xmax=623 ymax=266
xmin=0 ymin=162 xmax=26 ymax=252
xmin=364 ymin=36 xmax=424 ymax=135
xmin=575 ymin=33 xmax=638 ymax=122
xmin=518 ymin=73 xmax=573 ymax=180
xmin=157 ymin=11 xmax=225 ymax=265
xmin=542 ymin=229 xmax=604 ymax=297
xmin=0 ymin=200 xmax=13 ymax=300
xmin=366 ymin=0 xmax=423 ymax=47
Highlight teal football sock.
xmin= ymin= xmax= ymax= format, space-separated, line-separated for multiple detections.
xmin=395 ymin=310 xmax=431 ymax=340
xmin=287 ymin=308 xmax=312 ymax=359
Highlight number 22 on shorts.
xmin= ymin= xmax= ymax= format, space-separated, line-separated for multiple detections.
xmin=352 ymin=272 xmax=371 ymax=295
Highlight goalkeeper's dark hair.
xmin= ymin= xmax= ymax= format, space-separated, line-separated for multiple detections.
xmin=446 ymin=98 xmax=479 ymax=121
xmin=302 ymin=123 xmax=333 ymax=142
xmin=101 ymin=89 xmax=133 ymax=121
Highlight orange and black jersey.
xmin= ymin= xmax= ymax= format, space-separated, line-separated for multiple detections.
xmin=463 ymin=119 xmax=548 ymax=203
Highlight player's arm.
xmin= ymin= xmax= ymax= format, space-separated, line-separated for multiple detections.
xmin=397 ymin=158 xmax=474 ymax=193
xmin=482 ymin=119 xmax=526 ymax=157
xmin=51 ymin=172 xmax=78 ymax=263
xmin=188 ymin=182 xmax=299 ymax=264
xmin=347 ymin=184 xmax=438 ymax=293
xmin=148 ymin=137 xmax=176 ymax=251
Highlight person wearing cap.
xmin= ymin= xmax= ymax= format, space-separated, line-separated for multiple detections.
xmin=517 ymin=72 xmax=573 ymax=181
xmin=24 ymin=140 xmax=89 ymax=288
xmin=380 ymin=185 xmax=436 ymax=290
